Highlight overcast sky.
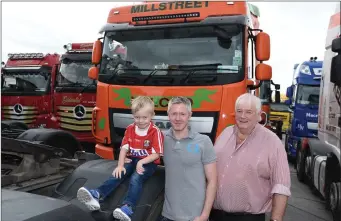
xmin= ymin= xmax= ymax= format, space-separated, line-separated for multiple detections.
xmin=1 ymin=2 xmax=337 ymax=93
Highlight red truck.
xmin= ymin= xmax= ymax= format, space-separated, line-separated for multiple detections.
xmin=53 ymin=43 xmax=97 ymax=150
xmin=1 ymin=53 xmax=60 ymax=129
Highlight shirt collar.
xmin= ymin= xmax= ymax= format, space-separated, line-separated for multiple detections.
xmin=165 ymin=126 xmax=196 ymax=140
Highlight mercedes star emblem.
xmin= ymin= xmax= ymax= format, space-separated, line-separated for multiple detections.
xmin=73 ymin=105 xmax=86 ymax=119
xmin=13 ymin=103 xmax=23 ymax=114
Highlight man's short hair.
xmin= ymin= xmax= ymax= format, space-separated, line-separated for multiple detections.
xmin=167 ymin=96 xmax=192 ymax=113
xmin=235 ymin=93 xmax=262 ymax=113
xmin=131 ymin=96 xmax=154 ymax=114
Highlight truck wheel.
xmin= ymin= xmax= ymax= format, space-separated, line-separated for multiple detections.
xmin=144 ymin=193 xmax=164 ymax=221
xmin=328 ymin=182 xmax=341 ymax=221
xmin=17 ymin=129 xmax=81 ymax=157
xmin=296 ymin=147 xmax=306 ymax=183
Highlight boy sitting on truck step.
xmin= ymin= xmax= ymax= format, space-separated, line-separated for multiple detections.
xmin=77 ymin=96 xmax=164 ymax=221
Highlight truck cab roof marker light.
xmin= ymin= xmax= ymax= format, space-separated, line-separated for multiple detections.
xmin=132 ymin=12 xmax=200 ymax=22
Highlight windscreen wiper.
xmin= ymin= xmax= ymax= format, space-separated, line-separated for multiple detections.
xmin=57 ymin=82 xmax=84 ymax=87
xmin=79 ymin=80 xmax=96 ymax=93
xmin=177 ymin=63 xmax=239 ymax=82
xmin=143 ymin=69 xmax=163 ymax=83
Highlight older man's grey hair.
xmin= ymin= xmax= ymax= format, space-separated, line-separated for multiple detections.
xmin=167 ymin=96 xmax=192 ymax=113
xmin=235 ymin=93 xmax=262 ymax=113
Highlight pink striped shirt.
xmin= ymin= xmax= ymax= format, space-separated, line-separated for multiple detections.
xmin=213 ymin=124 xmax=291 ymax=214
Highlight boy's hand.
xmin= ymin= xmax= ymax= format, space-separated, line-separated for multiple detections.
xmin=112 ymin=166 xmax=126 ymax=179
xmin=124 ymin=158 xmax=132 ymax=163
xmin=136 ymin=161 xmax=145 ymax=175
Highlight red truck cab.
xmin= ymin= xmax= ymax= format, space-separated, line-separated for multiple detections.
xmin=53 ymin=43 xmax=96 ymax=150
xmin=1 ymin=53 xmax=60 ymax=129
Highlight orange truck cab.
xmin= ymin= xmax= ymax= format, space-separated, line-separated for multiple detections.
xmin=88 ymin=1 xmax=272 ymax=159
xmin=1 ymin=53 xmax=60 ymax=129
xmin=53 ymin=43 xmax=97 ymax=150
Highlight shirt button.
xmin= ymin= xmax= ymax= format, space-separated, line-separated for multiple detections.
xmin=230 ymin=156 xmax=233 ymax=159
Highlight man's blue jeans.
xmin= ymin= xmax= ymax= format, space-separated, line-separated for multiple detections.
xmin=95 ymin=157 xmax=157 ymax=209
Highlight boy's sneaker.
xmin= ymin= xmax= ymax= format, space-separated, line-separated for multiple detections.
xmin=113 ymin=204 xmax=133 ymax=221
xmin=77 ymin=187 xmax=101 ymax=211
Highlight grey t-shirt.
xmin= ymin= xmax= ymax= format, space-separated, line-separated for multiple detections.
xmin=162 ymin=128 xmax=217 ymax=221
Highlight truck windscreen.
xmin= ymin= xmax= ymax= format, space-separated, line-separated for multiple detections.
xmin=1 ymin=71 xmax=50 ymax=94
xmin=57 ymin=60 xmax=94 ymax=87
xmin=296 ymin=85 xmax=320 ymax=105
xmin=98 ymin=24 xmax=244 ymax=86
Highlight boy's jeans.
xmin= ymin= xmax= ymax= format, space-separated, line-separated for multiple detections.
xmin=95 ymin=157 xmax=157 ymax=208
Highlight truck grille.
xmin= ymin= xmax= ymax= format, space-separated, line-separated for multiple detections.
xmin=1 ymin=105 xmax=37 ymax=126
xmin=109 ymin=108 xmax=219 ymax=144
xmin=56 ymin=106 xmax=93 ymax=132
xmin=269 ymin=113 xmax=289 ymax=121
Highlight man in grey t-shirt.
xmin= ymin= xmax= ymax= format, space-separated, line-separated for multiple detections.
xmin=158 ymin=96 xmax=217 ymax=221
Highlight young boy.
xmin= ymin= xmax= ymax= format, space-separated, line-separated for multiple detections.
xmin=77 ymin=96 xmax=164 ymax=221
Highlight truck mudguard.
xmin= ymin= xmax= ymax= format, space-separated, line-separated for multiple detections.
xmin=307 ymin=138 xmax=334 ymax=158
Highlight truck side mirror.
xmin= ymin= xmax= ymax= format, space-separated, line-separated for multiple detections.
xmin=88 ymin=67 xmax=99 ymax=80
xmin=330 ymin=37 xmax=341 ymax=87
xmin=255 ymin=32 xmax=270 ymax=61
xmin=332 ymin=37 xmax=341 ymax=53
xmin=255 ymin=63 xmax=272 ymax=81
xmin=92 ymin=40 xmax=103 ymax=65
xmin=286 ymin=86 xmax=293 ymax=98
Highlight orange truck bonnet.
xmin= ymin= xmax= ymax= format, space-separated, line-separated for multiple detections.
xmin=89 ymin=1 xmax=272 ymax=159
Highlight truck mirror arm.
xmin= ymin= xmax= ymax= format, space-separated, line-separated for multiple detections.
xmin=247 ymin=80 xmax=263 ymax=90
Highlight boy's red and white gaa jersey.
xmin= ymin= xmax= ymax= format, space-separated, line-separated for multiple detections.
xmin=121 ymin=122 xmax=164 ymax=164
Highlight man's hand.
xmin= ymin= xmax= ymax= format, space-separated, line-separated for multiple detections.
xmin=112 ymin=166 xmax=126 ymax=179
xmin=193 ymin=215 xmax=209 ymax=221
xmin=124 ymin=158 xmax=132 ymax=163
xmin=136 ymin=160 xmax=145 ymax=175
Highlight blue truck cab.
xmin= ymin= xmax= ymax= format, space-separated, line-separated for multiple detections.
xmin=284 ymin=57 xmax=323 ymax=159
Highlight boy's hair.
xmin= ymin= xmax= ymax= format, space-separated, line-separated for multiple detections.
xmin=131 ymin=96 xmax=155 ymax=114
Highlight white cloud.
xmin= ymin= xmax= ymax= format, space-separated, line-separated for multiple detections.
xmin=2 ymin=2 xmax=337 ymax=93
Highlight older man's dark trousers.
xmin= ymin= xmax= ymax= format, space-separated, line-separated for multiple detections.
xmin=209 ymin=209 xmax=265 ymax=221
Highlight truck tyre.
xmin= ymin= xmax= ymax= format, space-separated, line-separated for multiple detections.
xmin=144 ymin=193 xmax=164 ymax=221
xmin=17 ymin=128 xmax=81 ymax=157
xmin=296 ymin=146 xmax=306 ymax=183
xmin=328 ymin=182 xmax=341 ymax=221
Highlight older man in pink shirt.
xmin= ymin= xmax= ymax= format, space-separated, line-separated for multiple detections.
xmin=210 ymin=93 xmax=291 ymax=221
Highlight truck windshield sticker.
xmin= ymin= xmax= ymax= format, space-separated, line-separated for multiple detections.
xmin=233 ymin=57 xmax=242 ymax=66
xmin=217 ymin=65 xmax=239 ymax=74
xmin=131 ymin=1 xmax=209 ymax=14
xmin=113 ymin=88 xmax=217 ymax=108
